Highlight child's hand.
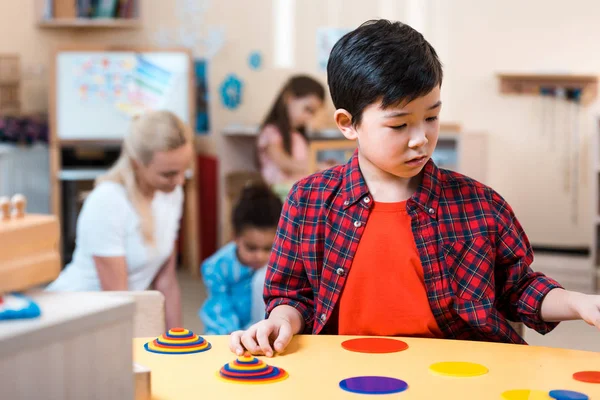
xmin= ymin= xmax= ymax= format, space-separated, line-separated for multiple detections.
xmin=229 ymin=316 xmax=293 ymax=357
xmin=570 ymin=292 xmax=600 ymax=329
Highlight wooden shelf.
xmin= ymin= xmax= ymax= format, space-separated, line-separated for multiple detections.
xmin=37 ymin=18 xmax=141 ymax=29
xmin=498 ymin=73 xmax=599 ymax=105
xmin=222 ymin=122 xmax=462 ymax=138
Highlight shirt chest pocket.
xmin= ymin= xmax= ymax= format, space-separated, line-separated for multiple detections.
xmin=443 ymin=237 xmax=495 ymax=302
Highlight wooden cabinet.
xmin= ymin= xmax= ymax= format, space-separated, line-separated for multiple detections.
xmin=0 ymin=291 xmax=135 ymax=399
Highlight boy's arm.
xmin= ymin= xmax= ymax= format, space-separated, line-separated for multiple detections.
xmin=264 ymin=187 xmax=314 ymax=334
xmin=199 ymin=259 xmax=242 ymax=335
xmin=491 ymin=191 xmax=563 ymax=334
xmin=541 ymin=288 xmax=600 ymax=329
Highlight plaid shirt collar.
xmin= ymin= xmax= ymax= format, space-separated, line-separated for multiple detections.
xmin=341 ymin=150 xmax=441 ymax=218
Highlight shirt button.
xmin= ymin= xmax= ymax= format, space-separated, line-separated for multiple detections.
xmin=336 ymin=268 xmax=345 ymax=276
xmin=354 ymin=220 xmax=362 ymax=228
xmin=343 ymin=200 xmax=350 ymax=206
xmin=320 ymin=313 xmax=327 ymax=323
xmin=428 ymin=208 xmax=435 ymax=214
xmin=363 ymin=197 xmax=370 ymax=203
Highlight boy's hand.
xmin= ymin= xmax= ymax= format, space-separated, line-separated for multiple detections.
xmin=569 ymin=292 xmax=600 ymax=329
xmin=229 ymin=316 xmax=294 ymax=357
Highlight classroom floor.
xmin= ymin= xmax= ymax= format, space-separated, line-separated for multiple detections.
xmin=177 ymin=262 xmax=600 ymax=353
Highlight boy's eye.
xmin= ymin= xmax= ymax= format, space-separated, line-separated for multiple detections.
xmin=390 ymin=124 xmax=407 ymax=130
xmin=426 ymin=116 xmax=439 ymax=122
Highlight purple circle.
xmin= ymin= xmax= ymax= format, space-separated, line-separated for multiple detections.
xmin=549 ymin=390 xmax=589 ymax=400
xmin=339 ymin=376 xmax=408 ymax=395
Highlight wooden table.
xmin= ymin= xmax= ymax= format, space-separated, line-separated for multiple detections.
xmin=133 ymin=335 xmax=600 ymax=399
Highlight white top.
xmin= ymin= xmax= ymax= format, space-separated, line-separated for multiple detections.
xmin=46 ymin=181 xmax=183 ymax=292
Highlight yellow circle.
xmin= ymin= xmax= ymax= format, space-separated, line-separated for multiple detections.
xmin=501 ymin=389 xmax=551 ymax=400
xmin=429 ymin=361 xmax=488 ymax=377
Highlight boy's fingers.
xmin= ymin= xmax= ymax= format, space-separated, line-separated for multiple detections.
xmin=241 ymin=330 xmax=262 ymax=355
xmin=274 ymin=322 xmax=293 ymax=353
xmin=256 ymin=325 xmax=275 ymax=357
xmin=229 ymin=331 xmax=245 ymax=355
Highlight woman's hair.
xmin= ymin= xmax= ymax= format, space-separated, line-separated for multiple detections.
xmin=260 ymin=75 xmax=325 ymax=155
xmin=96 ymin=110 xmax=192 ymax=245
xmin=232 ymin=183 xmax=283 ymax=235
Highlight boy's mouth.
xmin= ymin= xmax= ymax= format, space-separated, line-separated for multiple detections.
xmin=404 ymin=155 xmax=428 ymax=168
xmin=406 ymin=155 xmax=427 ymax=163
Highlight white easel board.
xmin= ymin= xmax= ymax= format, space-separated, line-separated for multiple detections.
xmin=56 ymin=50 xmax=190 ymax=140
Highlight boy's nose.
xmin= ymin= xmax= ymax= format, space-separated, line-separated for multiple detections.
xmin=408 ymin=129 xmax=428 ymax=148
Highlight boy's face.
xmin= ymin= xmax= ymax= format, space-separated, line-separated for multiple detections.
xmin=336 ymin=87 xmax=441 ymax=180
xmin=235 ymin=227 xmax=277 ymax=270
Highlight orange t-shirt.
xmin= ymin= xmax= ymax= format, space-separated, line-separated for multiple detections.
xmin=338 ymin=201 xmax=443 ymax=337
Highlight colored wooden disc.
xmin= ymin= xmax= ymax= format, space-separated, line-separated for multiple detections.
xmin=573 ymin=371 xmax=600 ymax=384
xmin=218 ymin=356 xmax=288 ymax=385
xmin=341 ymin=338 xmax=409 ymax=354
xmin=501 ymin=390 xmax=551 ymax=399
xmin=549 ymin=390 xmax=589 ymax=400
xmin=429 ymin=361 xmax=488 ymax=377
xmin=144 ymin=328 xmax=211 ymax=354
xmin=339 ymin=376 xmax=408 ymax=395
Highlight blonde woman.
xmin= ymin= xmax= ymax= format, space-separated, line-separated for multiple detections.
xmin=47 ymin=110 xmax=193 ymax=329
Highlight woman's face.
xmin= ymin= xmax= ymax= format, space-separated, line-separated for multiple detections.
xmin=136 ymin=144 xmax=193 ymax=193
xmin=286 ymin=94 xmax=323 ymax=129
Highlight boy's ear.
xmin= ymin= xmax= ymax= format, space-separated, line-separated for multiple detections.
xmin=334 ymin=109 xmax=358 ymax=140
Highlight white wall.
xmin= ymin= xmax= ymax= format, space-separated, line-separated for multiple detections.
xmin=431 ymin=0 xmax=600 ymax=247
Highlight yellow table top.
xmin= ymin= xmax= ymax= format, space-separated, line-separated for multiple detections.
xmin=133 ymin=335 xmax=600 ymax=399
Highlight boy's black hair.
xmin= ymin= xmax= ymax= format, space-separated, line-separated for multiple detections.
xmin=232 ymin=183 xmax=283 ymax=235
xmin=327 ymin=19 xmax=443 ymax=127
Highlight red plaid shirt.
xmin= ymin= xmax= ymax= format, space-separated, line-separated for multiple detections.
xmin=264 ymin=151 xmax=562 ymax=344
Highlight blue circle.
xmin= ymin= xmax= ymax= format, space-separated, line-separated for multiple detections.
xmin=248 ymin=51 xmax=262 ymax=70
xmin=220 ymin=74 xmax=243 ymax=110
xmin=339 ymin=376 xmax=408 ymax=395
xmin=549 ymin=390 xmax=589 ymax=400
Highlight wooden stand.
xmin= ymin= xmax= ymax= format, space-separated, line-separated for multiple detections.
xmin=497 ymin=73 xmax=598 ymax=106
xmin=0 ymin=195 xmax=60 ymax=295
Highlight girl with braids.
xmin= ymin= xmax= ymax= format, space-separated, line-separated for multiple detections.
xmin=47 ymin=110 xmax=193 ymax=329
xmin=257 ymin=75 xmax=325 ymax=189
xmin=199 ymin=183 xmax=283 ymax=335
